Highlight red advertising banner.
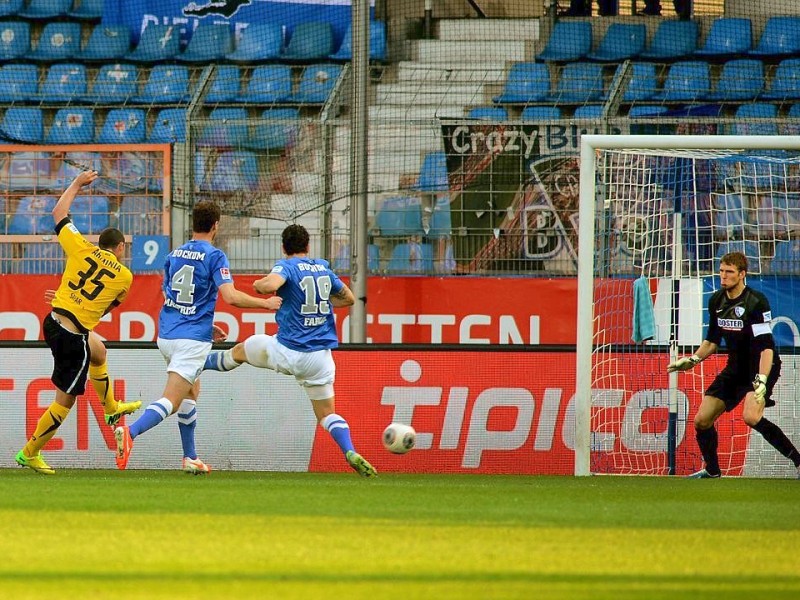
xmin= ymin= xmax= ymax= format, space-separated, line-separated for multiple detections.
xmin=0 ymin=274 xmax=590 ymax=344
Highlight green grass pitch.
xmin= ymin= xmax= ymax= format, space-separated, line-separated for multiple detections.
xmin=0 ymin=470 xmax=798 ymax=599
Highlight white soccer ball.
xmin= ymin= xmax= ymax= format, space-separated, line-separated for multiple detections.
xmin=382 ymin=423 xmax=416 ymax=454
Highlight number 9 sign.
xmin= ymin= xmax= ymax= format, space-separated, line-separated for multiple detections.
xmin=131 ymin=235 xmax=169 ymax=272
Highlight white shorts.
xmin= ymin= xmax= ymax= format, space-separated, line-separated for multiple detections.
xmin=157 ymin=337 xmax=212 ymax=385
xmin=243 ymin=334 xmax=335 ymax=401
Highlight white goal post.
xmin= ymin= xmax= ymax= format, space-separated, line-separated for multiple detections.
xmin=576 ymin=135 xmax=800 ymax=477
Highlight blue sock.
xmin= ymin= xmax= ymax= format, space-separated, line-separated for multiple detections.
xmin=129 ymin=398 xmax=173 ymax=439
xmin=204 ymin=350 xmax=240 ymax=372
xmin=321 ymin=413 xmax=355 ymax=454
xmin=177 ymin=399 xmax=197 ymax=460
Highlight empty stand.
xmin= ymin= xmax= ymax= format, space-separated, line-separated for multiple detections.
xmin=545 ymin=62 xmax=604 ymax=104
xmin=386 ymin=242 xmax=434 ymax=273
xmin=650 ymin=61 xmax=710 ymax=102
xmin=467 ymin=106 xmax=508 ymax=120
xmin=19 ymin=0 xmax=71 ymax=19
xmin=118 ymin=195 xmax=163 ymax=236
xmin=375 ymin=196 xmax=424 ymax=237
xmin=0 ymin=107 xmax=42 ymax=143
xmin=46 ymin=107 xmax=95 ymax=144
xmin=236 ymin=65 xmax=292 ymax=104
xmin=25 ymin=21 xmax=81 ymax=62
xmin=748 ymin=16 xmax=800 ymax=58
xmin=586 ymin=23 xmax=645 ymax=62
xmin=333 ymin=243 xmax=379 ymax=272
xmin=206 ymin=65 xmax=241 ymax=103
xmin=198 ymin=150 xmax=259 ymax=192
xmin=427 ymin=196 xmax=452 ymax=239
xmin=283 ymin=21 xmax=334 ymax=61
xmin=39 ymin=63 xmax=87 ymax=103
xmin=0 ymin=0 xmax=22 ymax=18
xmin=761 ymin=58 xmax=800 ymax=101
xmin=124 ymin=24 xmax=180 ymax=63
xmin=245 ymin=108 xmax=300 ymax=150
xmin=132 ymin=65 xmax=191 ymax=104
xmin=70 ymin=195 xmax=109 ymax=234
xmin=196 ymin=107 xmax=249 ymax=147
xmin=178 ymin=22 xmax=233 ymax=63
xmin=68 ymin=0 xmax=104 ymax=21
xmin=0 ymin=63 xmax=38 ymax=103
xmin=521 ymin=105 xmax=561 ymax=120
xmin=0 ymin=21 xmax=29 ymax=61
xmin=414 ymin=151 xmax=449 ymax=193
xmin=771 ymin=240 xmax=800 ymax=274
xmin=1 ymin=151 xmax=51 ymax=190
xmin=715 ymin=240 xmax=761 ymax=272
xmin=97 ymin=108 xmax=146 ymax=144
xmin=694 ymin=17 xmax=752 ymax=59
xmin=82 ymin=63 xmax=138 ymax=104
xmin=148 ymin=107 xmax=186 ymax=143
xmin=493 ymin=62 xmax=550 ymax=104
xmin=731 ymin=103 xmax=778 ymax=136
xmin=639 ymin=20 xmax=698 ymax=61
xmin=609 ymin=62 xmax=658 ymax=103
xmin=8 ymin=195 xmax=57 ymax=234
xmin=329 ymin=20 xmax=387 ymax=61
xmin=573 ymin=104 xmax=603 ymax=118
xmin=286 ymin=64 xmax=342 ymax=104
xmin=225 ymin=23 xmax=284 ymax=63
xmin=76 ymin=25 xmax=131 ymax=63
xmin=703 ymin=59 xmax=763 ymax=102
xmin=536 ymin=20 xmax=592 ymax=62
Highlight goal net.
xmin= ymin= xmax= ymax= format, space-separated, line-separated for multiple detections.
xmin=575 ymin=135 xmax=800 ymax=477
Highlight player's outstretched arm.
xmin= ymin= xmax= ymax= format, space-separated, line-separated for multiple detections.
xmin=666 ymin=340 xmax=717 ymax=373
xmin=254 ymin=273 xmax=285 ymax=295
xmin=219 ymin=282 xmax=282 ymax=311
xmin=53 ymin=170 xmax=98 ymax=224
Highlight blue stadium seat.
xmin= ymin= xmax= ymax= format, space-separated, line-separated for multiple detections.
xmin=761 ymin=59 xmax=800 ymax=101
xmin=375 ymin=196 xmax=424 ymax=237
xmin=236 ymin=65 xmax=292 ymax=103
xmin=386 ymin=242 xmax=433 ymax=273
xmin=694 ymin=17 xmax=752 ymax=58
xmin=177 ymin=22 xmax=233 ymax=63
xmin=1 ymin=151 xmax=51 ymax=191
xmin=536 ymin=20 xmax=592 ymax=62
xmin=124 ymin=24 xmax=180 ymax=63
xmin=467 ymin=106 xmax=508 ymax=120
xmin=781 ymin=103 xmax=800 ymax=136
xmin=521 ymin=105 xmax=561 ymax=120
xmin=245 ymin=108 xmax=300 ymax=150
xmin=573 ymin=105 xmax=603 ymax=118
xmin=25 ymin=22 xmax=81 ymax=62
xmin=148 ymin=108 xmax=186 ymax=143
xmin=651 ymin=61 xmax=710 ymax=102
xmin=70 ymin=195 xmax=109 ymax=234
xmin=732 ymin=103 xmax=778 ymax=136
xmin=0 ymin=63 xmax=38 ymax=103
xmin=39 ymin=63 xmax=88 ymax=103
xmin=206 ymin=65 xmax=241 ymax=103
xmin=333 ymin=243 xmax=380 ymax=272
xmin=286 ymin=64 xmax=342 ymax=104
xmin=0 ymin=107 xmax=42 ymax=143
xmin=639 ymin=20 xmax=699 ymax=61
xmin=0 ymin=21 xmax=29 ymax=61
xmin=82 ymin=63 xmax=137 ymax=104
xmin=76 ymin=25 xmax=131 ymax=63
xmin=68 ymin=0 xmax=103 ymax=21
xmin=97 ymin=108 xmax=146 ymax=144
xmin=604 ymin=62 xmax=659 ymax=103
xmin=20 ymin=242 xmax=62 ymax=274
xmin=715 ymin=240 xmax=761 ymax=273
xmin=118 ymin=195 xmax=163 ymax=236
xmin=19 ymin=0 xmax=71 ymax=19
xmin=46 ymin=107 xmax=95 ymax=144
xmin=329 ymin=20 xmax=387 ymax=61
xmin=770 ymin=240 xmax=800 ymax=275
xmin=197 ymin=107 xmax=249 ymax=147
xmin=748 ymin=16 xmax=800 ymax=58
xmin=132 ymin=65 xmax=191 ymax=104
xmin=225 ymin=23 xmax=284 ymax=63
xmin=628 ymin=105 xmax=669 ymax=117
xmin=0 ymin=0 xmax=22 ymax=18
xmin=200 ymin=150 xmax=259 ymax=192
xmin=703 ymin=59 xmax=763 ymax=102
xmin=586 ymin=23 xmax=645 ymax=62
xmin=428 ymin=196 xmax=452 ymax=239
xmin=8 ymin=195 xmax=57 ymax=234
xmin=545 ymin=62 xmax=604 ymax=104
xmin=493 ymin=62 xmax=550 ymax=104
xmin=283 ymin=21 xmax=334 ymax=61
xmin=414 ymin=151 xmax=449 ymax=193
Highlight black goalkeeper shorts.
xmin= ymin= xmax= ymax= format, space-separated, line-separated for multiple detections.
xmin=705 ymin=364 xmax=780 ymax=411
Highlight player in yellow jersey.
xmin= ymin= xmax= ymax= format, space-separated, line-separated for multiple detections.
xmin=16 ymin=170 xmax=141 ymax=474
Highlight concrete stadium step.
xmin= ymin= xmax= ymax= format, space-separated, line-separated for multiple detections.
xmin=396 ymin=61 xmax=510 ymax=84
xmin=438 ymin=18 xmax=540 ymax=42
xmin=368 ymin=104 xmax=466 ymax=120
xmin=411 ymin=39 xmax=529 ymax=63
xmin=334 ymin=126 xmax=440 ymax=154
xmin=374 ymin=82 xmax=489 ymax=106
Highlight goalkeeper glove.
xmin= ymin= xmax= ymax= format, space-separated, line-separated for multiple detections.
xmin=667 ymin=355 xmax=701 ymax=373
xmin=753 ymin=374 xmax=767 ymax=403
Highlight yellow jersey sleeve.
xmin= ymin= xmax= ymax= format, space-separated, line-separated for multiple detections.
xmin=51 ymin=219 xmax=133 ymax=331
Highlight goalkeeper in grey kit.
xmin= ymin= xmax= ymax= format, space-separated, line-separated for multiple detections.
xmin=667 ymin=251 xmax=800 ymax=478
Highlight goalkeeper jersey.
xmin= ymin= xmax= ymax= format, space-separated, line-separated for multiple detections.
xmin=51 ymin=217 xmax=133 ymax=331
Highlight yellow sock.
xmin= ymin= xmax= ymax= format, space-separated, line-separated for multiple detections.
xmin=23 ymin=402 xmax=70 ymax=457
xmin=90 ymin=362 xmax=118 ymax=415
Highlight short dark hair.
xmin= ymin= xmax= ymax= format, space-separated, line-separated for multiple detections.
xmin=721 ymin=251 xmax=748 ymax=273
xmin=193 ymin=201 xmax=220 ymax=233
xmin=98 ymin=227 xmax=124 ymax=250
xmin=282 ymin=224 xmax=310 ymax=255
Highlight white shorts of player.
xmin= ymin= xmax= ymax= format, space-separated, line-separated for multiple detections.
xmin=243 ymin=334 xmax=335 ymax=401
xmin=157 ymin=337 xmax=213 ymax=385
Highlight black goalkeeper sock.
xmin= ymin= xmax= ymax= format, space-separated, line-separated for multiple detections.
xmin=695 ymin=427 xmax=721 ymax=475
xmin=752 ymin=418 xmax=800 ymax=468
